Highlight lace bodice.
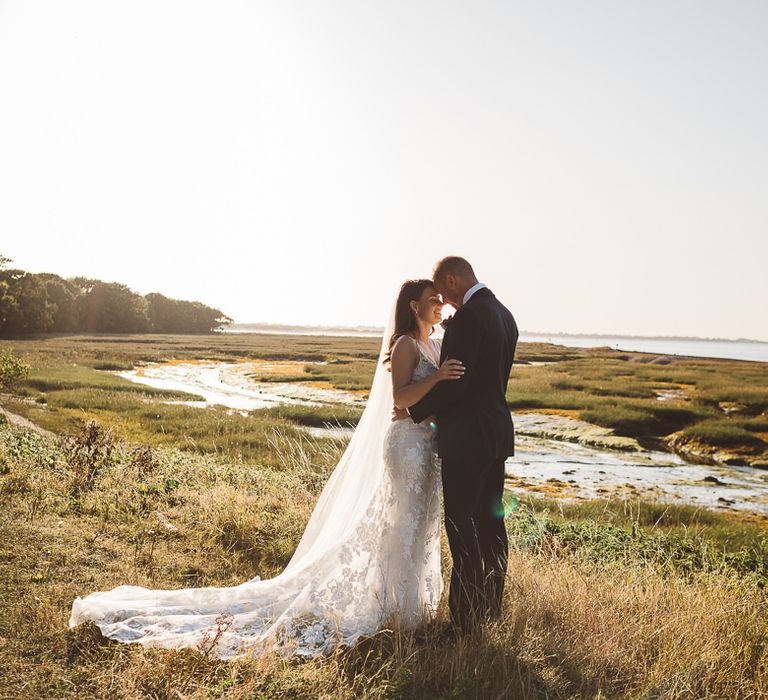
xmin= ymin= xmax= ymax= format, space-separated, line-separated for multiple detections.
xmin=411 ymin=338 xmax=440 ymax=382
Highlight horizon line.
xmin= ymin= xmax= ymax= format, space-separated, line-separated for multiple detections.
xmin=229 ymin=322 xmax=768 ymax=345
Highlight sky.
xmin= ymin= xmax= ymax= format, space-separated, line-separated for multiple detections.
xmin=1 ymin=1 xmax=766 ymax=340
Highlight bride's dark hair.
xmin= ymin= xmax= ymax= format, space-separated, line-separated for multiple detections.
xmin=383 ymin=279 xmax=434 ymax=365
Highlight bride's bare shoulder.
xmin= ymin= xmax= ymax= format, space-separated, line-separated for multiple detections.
xmin=391 ymin=334 xmax=418 ymax=359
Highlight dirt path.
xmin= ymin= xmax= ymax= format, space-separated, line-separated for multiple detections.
xmin=0 ymin=403 xmax=56 ymax=439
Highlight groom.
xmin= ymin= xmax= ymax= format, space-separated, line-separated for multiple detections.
xmin=408 ymin=256 xmax=518 ymax=633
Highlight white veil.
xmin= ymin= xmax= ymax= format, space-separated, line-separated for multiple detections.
xmin=69 ymin=296 xmax=439 ymax=659
xmin=284 ymin=301 xmax=396 ymax=568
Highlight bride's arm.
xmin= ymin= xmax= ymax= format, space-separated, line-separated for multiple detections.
xmin=391 ymin=336 xmax=464 ymax=410
xmin=409 ymin=312 xmax=481 ymax=423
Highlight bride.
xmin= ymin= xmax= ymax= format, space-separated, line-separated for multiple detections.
xmin=69 ymin=279 xmax=465 ymax=658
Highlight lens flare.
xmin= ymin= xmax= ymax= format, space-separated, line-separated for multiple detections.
xmin=493 ymin=492 xmax=520 ymax=518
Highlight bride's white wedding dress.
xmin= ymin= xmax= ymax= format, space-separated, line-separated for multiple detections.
xmin=69 ymin=322 xmax=443 ymax=659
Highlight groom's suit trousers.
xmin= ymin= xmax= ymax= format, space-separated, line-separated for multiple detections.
xmin=441 ymin=454 xmax=508 ymax=632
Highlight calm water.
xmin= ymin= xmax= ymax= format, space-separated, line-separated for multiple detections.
xmin=224 ymin=325 xmax=768 ymax=362
xmin=225 ymin=325 xmax=381 ymax=338
xmin=521 ymin=334 xmax=768 ymax=363
xmin=118 ymin=360 xmax=365 ymax=412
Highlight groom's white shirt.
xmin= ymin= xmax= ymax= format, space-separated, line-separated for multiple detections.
xmin=462 ymin=282 xmax=486 ymax=306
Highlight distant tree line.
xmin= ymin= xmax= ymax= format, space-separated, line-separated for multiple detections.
xmin=0 ymin=255 xmax=232 ymax=336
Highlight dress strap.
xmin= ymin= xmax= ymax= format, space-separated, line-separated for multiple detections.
xmin=416 ymin=340 xmax=439 ymax=369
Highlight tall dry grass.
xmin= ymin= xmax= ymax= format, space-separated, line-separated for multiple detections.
xmin=0 ymin=421 xmax=766 ymax=699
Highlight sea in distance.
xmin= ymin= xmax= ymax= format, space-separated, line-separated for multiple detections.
xmin=225 ymin=324 xmax=768 ymax=363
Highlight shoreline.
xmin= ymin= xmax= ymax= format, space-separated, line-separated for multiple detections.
xmin=228 ymin=324 xmax=768 ymax=345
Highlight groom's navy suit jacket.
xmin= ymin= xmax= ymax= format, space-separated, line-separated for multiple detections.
xmin=409 ymin=287 xmax=518 ymax=461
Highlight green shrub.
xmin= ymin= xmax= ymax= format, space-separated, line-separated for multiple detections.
xmin=60 ymin=419 xmax=118 ymax=505
xmin=0 ymin=349 xmax=31 ymax=390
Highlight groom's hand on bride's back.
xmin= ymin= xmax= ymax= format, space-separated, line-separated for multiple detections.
xmin=392 ymin=406 xmax=409 ymax=420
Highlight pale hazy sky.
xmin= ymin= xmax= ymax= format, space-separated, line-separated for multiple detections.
xmin=1 ymin=1 xmax=766 ymax=339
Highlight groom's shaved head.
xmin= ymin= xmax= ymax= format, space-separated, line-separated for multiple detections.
xmin=433 ymin=256 xmax=477 ymax=285
xmin=432 ymin=256 xmax=479 ymax=308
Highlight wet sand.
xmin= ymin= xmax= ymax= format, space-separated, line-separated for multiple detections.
xmin=510 ymin=433 xmax=768 ymax=515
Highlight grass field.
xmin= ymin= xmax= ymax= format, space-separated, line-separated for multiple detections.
xmin=1 ymin=422 xmax=766 ymax=699
xmin=0 ymin=333 xmax=766 ymax=698
xmin=1 ymin=334 xmax=767 ymax=468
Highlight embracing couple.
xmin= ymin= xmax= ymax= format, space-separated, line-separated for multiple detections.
xmin=70 ymin=256 xmax=519 ymax=658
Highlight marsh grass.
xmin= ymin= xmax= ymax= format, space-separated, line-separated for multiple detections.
xmin=0 ymin=335 xmax=375 ymax=462
xmin=1 ymin=423 xmax=766 ymax=698
xmin=1 ymin=393 xmax=320 ymax=464
xmin=2 ymin=333 xmax=766 ymax=462
xmin=23 ymin=365 xmax=197 ymax=395
xmin=682 ymin=421 xmax=767 ymax=448
xmin=581 ymin=403 xmax=702 ymax=437
xmin=258 ymin=403 xmax=363 ymax=427
xmin=302 ymin=358 xmax=377 ymax=392
xmin=508 ymin=353 xmax=768 ymax=461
